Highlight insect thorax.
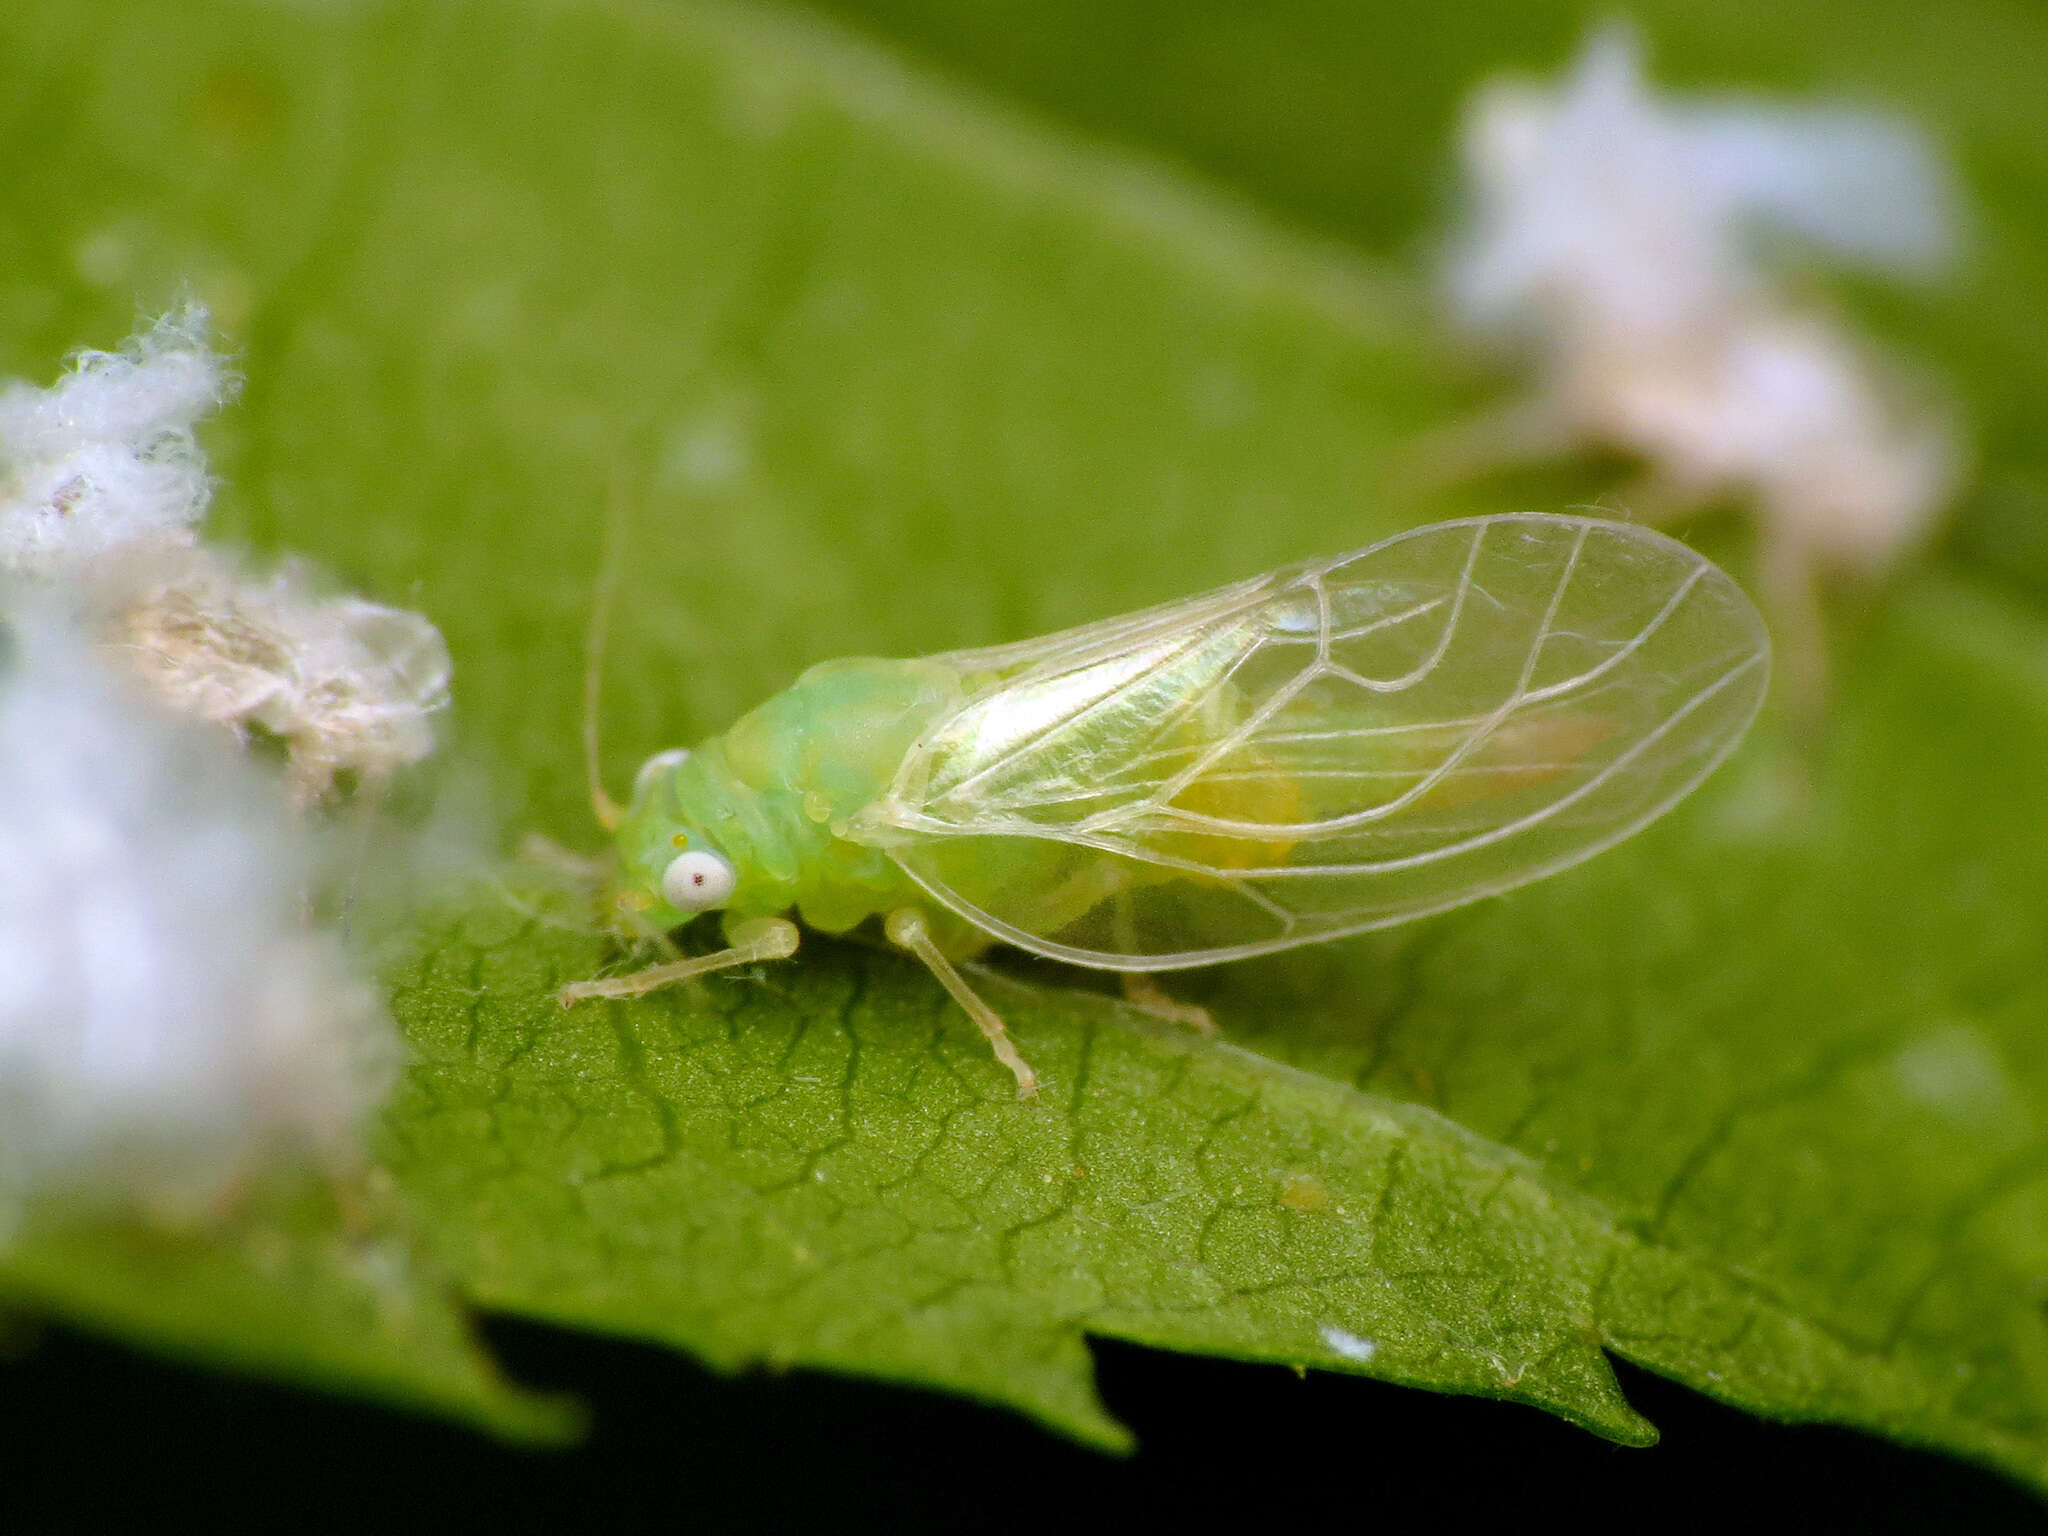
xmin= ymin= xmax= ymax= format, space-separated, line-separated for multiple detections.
xmin=616 ymin=656 xmax=966 ymax=934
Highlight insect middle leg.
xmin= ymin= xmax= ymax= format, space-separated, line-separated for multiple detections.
xmin=557 ymin=916 xmax=800 ymax=1005
xmin=1392 ymin=395 xmax=1579 ymax=494
xmin=1757 ymin=523 xmax=1830 ymax=719
xmin=884 ymin=908 xmax=1038 ymax=1100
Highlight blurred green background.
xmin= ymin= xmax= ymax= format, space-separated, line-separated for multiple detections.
xmin=805 ymin=0 xmax=2048 ymax=597
xmin=3 ymin=0 xmax=2048 ymax=1527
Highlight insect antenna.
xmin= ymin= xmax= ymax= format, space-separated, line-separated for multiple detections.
xmin=583 ymin=467 xmax=629 ymax=832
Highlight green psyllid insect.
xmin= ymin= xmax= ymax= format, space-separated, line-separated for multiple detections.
xmin=562 ymin=513 xmax=1770 ymax=1098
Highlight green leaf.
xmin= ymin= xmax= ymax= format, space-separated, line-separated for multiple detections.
xmin=385 ymin=897 xmax=1657 ymax=1450
xmin=6 ymin=0 xmax=2048 ymax=1491
xmin=381 ymin=577 xmax=2048 ymax=1475
xmin=0 ymin=1180 xmax=573 ymax=1441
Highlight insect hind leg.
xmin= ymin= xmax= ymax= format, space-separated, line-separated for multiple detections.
xmin=1120 ymin=973 xmax=1217 ymax=1036
xmin=1108 ymin=891 xmax=1216 ymax=1035
xmin=884 ymin=908 xmax=1038 ymax=1100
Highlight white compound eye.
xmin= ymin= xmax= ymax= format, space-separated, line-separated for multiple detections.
xmin=661 ymin=848 xmax=735 ymax=912
xmin=632 ymin=748 xmax=691 ymax=801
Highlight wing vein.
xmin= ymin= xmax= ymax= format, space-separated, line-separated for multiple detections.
xmin=874 ymin=514 xmax=1769 ymax=968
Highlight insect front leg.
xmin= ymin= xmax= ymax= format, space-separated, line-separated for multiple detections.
xmin=557 ymin=916 xmax=801 ymax=1006
xmin=516 ymin=831 xmax=615 ymax=889
xmin=883 ymin=908 xmax=1038 ymax=1100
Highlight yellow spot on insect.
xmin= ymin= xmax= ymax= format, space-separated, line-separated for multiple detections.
xmin=619 ymin=889 xmax=654 ymax=912
xmin=563 ymin=515 xmax=1768 ymax=1100
xmin=1278 ymin=1171 xmax=1330 ymax=1212
xmin=671 ymin=831 xmax=690 ymax=848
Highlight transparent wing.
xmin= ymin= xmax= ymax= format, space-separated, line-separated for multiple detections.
xmin=856 ymin=514 xmax=1770 ymax=971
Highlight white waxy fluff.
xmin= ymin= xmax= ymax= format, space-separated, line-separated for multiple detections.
xmin=117 ymin=547 xmax=453 ymax=804
xmin=1450 ymin=25 xmax=1957 ymax=344
xmin=1442 ymin=25 xmax=1960 ymax=580
xmin=0 ymin=308 xmax=231 ymax=579
xmin=0 ymin=610 xmax=399 ymax=1217
xmin=0 ymin=308 xmax=452 ymax=796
